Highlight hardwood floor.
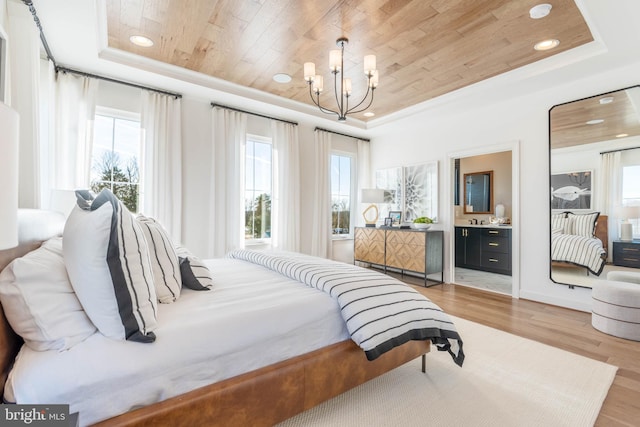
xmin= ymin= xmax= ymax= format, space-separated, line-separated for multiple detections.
xmin=405 ymin=279 xmax=640 ymax=427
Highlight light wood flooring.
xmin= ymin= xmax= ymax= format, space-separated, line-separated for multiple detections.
xmin=401 ymin=278 xmax=640 ymax=427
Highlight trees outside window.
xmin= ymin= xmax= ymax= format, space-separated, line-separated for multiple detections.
xmin=245 ymin=136 xmax=272 ymax=240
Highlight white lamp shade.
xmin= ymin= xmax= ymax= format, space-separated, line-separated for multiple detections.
xmin=312 ymin=75 xmax=324 ymax=93
xmin=303 ymin=62 xmax=315 ymax=81
xmin=329 ymin=49 xmax=341 ymax=71
xmin=622 ymin=206 xmax=640 ymax=219
xmin=343 ymin=78 xmax=352 ymax=96
xmin=0 ymin=102 xmax=19 ymax=249
xmin=364 ymin=55 xmax=376 ymax=76
xmin=361 ymin=188 xmax=385 ymax=203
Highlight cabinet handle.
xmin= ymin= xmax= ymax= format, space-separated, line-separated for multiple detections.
xmin=622 ymin=247 xmax=639 ymax=252
xmin=488 ymin=258 xmax=499 ymax=262
xmin=488 ymin=242 xmax=499 ymax=247
xmin=489 ymin=230 xmax=499 ymax=234
xmin=623 ymin=258 xmax=639 ymax=262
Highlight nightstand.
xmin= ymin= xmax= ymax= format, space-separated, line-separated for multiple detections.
xmin=612 ymin=240 xmax=640 ymax=268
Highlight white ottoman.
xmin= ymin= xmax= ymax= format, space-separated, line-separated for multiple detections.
xmin=592 ymin=276 xmax=640 ymax=341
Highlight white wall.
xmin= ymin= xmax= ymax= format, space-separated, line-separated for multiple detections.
xmin=367 ymin=61 xmax=640 ymax=312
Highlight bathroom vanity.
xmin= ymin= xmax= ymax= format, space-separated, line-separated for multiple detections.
xmin=455 ymin=225 xmax=512 ymax=276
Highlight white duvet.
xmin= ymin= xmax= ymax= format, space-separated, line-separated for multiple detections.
xmin=4 ymin=259 xmax=349 ymax=426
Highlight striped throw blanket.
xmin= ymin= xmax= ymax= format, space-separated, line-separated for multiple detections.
xmin=227 ymin=250 xmax=464 ymax=366
xmin=551 ymin=233 xmax=606 ymax=275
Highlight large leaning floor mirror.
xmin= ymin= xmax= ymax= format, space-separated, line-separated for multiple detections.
xmin=550 ymin=86 xmax=640 ymax=288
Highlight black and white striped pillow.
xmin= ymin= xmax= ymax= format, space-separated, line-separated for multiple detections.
xmin=63 ymin=189 xmax=158 ymax=343
xmin=568 ymin=212 xmax=599 ymax=237
xmin=175 ymin=246 xmax=213 ymax=291
xmin=136 ymin=214 xmax=182 ymax=303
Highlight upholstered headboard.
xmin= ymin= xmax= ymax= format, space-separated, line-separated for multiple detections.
xmin=0 ymin=209 xmax=65 ymax=396
xmin=595 ymin=214 xmax=609 ymax=254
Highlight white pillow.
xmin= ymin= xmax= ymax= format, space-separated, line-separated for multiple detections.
xmin=175 ymin=246 xmax=213 ymax=291
xmin=568 ymin=212 xmax=599 ymax=237
xmin=136 ymin=214 xmax=181 ymax=303
xmin=0 ymin=237 xmax=96 ymax=351
xmin=63 ymin=189 xmax=158 ymax=342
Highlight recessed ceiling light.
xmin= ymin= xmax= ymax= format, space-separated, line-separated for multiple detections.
xmin=599 ymin=96 xmax=614 ymax=104
xmin=586 ymin=119 xmax=604 ymax=125
xmin=534 ymin=39 xmax=560 ymax=51
xmin=616 ymin=133 xmax=629 ymax=138
xmin=529 ymin=4 xmax=552 ymax=19
xmin=129 ymin=35 xmax=154 ymax=47
xmin=363 ymin=112 xmax=375 ymax=117
xmin=273 ymin=73 xmax=292 ymax=83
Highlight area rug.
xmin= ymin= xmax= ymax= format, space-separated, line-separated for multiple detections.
xmin=277 ymin=316 xmax=617 ymax=427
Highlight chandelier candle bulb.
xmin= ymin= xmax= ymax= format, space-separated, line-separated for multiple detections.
xmin=343 ymin=78 xmax=352 ymax=96
xmin=312 ymin=75 xmax=323 ymax=93
xmin=364 ymin=55 xmax=376 ymax=76
xmin=369 ymin=70 xmax=379 ymax=88
xmin=329 ymin=50 xmax=341 ymax=72
xmin=304 ymin=62 xmax=316 ymax=81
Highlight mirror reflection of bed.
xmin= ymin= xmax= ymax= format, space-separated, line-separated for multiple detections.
xmin=550 ymin=86 xmax=640 ymax=288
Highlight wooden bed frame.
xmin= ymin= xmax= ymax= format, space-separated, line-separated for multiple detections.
xmin=551 ymin=214 xmax=609 ymax=273
xmin=0 ymin=210 xmax=430 ymax=426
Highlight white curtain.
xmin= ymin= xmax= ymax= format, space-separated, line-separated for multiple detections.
xmin=140 ymin=91 xmax=183 ymax=242
xmin=209 ymin=107 xmax=247 ymax=257
xmin=599 ymin=151 xmax=622 ymax=258
xmin=310 ymin=129 xmax=332 ymax=258
xmin=271 ymin=121 xmax=300 ymax=251
xmin=7 ymin=1 xmax=42 ymax=208
xmin=356 ymin=139 xmax=371 ymax=226
xmin=52 ymin=71 xmax=98 ymax=191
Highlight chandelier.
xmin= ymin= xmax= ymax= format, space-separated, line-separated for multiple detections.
xmin=304 ymin=37 xmax=379 ymax=121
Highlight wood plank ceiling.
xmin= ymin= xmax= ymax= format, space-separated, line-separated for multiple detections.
xmin=106 ymin=0 xmax=593 ymax=121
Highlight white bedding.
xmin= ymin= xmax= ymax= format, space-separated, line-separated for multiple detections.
xmin=4 ymin=258 xmax=349 ymax=426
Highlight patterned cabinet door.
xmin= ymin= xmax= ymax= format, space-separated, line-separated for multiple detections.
xmin=385 ymin=230 xmax=426 ymax=272
xmin=354 ymin=227 xmax=385 ymax=265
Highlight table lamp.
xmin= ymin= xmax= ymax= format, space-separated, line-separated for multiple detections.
xmin=361 ymin=188 xmax=385 ymax=227
xmin=0 ymin=102 xmax=19 ymax=250
xmin=620 ymin=206 xmax=640 ymax=242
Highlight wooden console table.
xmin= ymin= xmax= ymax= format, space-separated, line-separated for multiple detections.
xmin=354 ymin=227 xmax=444 ymax=287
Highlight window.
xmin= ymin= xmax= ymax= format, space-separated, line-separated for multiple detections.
xmin=331 ymin=153 xmax=353 ymax=236
xmin=91 ymin=112 xmax=142 ymax=213
xmin=245 ymin=136 xmax=272 ymax=240
xmin=622 ymin=165 xmax=640 ymax=237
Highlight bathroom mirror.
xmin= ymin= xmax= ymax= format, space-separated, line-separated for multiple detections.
xmin=549 ymin=85 xmax=640 ymax=287
xmin=463 ymin=171 xmax=493 ymax=214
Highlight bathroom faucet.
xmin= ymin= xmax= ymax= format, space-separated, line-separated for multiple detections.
xmin=469 ymin=218 xmax=478 ymax=225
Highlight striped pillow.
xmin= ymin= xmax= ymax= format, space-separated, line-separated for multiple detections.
xmin=136 ymin=214 xmax=181 ymax=303
xmin=568 ymin=212 xmax=599 ymax=237
xmin=63 ymin=189 xmax=158 ymax=343
xmin=551 ymin=212 xmax=569 ymax=234
xmin=175 ymin=246 xmax=213 ymax=291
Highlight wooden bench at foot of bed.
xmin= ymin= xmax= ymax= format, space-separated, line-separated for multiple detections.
xmin=92 ymin=339 xmax=430 ymax=427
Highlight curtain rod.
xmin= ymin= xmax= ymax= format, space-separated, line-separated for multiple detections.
xmin=22 ymin=0 xmax=182 ymax=99
xmin=600 ymin=146 xmax=640 ymax=155
xmin=314 ymin=127 xmax=370 ymax=142
xmin=211 ymin=103 xmax=298 ymax=126
xmin=57 ymin=66 xmax=182 ymax=99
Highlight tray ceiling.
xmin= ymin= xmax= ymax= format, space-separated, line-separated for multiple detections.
xmin=105 ymin=0 xmax=593 ymax=121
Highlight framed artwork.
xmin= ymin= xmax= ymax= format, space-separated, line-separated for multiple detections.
xmin=551 ymin=170 xmax=593 ymax=210
xmin=375 ymin=161 xmax=438 ymax=223
xmin=404 ymin=161 xmax=438 ymax=221
xmin=388 ymin=211 xmax=402 ymax=226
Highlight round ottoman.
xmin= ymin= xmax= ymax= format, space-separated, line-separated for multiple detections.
xmin=592 ymin=277 xmax=640 ymax=341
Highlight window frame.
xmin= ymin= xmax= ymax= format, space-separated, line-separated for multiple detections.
xmin=244 ymin=133 xmax=273 ymax=245
xmin=91 ymin=106 xmax=143 ymax=212
xmin=330 ymin=150 xmax=356 ymax=240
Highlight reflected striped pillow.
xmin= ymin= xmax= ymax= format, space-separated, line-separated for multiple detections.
xmin=175 ymin=246 xmax=213 ymax=291
xmin=136 ymin=214 xmax=182 ymax=303
xmin=568 ymin=212 xmax=599 ymax=237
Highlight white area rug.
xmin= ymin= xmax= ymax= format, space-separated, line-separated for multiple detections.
xmin=277 ymin=316 xmax=617 ymax=427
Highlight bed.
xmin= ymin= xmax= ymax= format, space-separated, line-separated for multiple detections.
xmin=551 ymin=211 xmax=608 ymax=276
xmin=0 ymin=207 xmax=464 ymax=427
